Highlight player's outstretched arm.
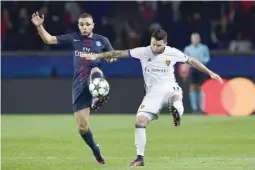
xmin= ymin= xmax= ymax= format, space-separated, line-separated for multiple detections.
xmin=81 ymin=50 xmax=129 ymax=60
xmin=31 ymin=11 xmax=57 ymax=44
xmin=98 ymin=50 xmax=129 ymax=59
xmin=187 ymin=57 xmax=223 ymax=83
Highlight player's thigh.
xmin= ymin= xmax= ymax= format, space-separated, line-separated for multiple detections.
xmin=166 ymin=85 xmax=183 ymax=106
xmin=73 ymin=85 xmax=92 ymax=119
xmin=73 ymin=88 xmax=91 ymax=132
xmin=137 ymin=92 xmax=165 ymax=121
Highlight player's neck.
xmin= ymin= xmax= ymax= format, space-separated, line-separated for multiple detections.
xmin=151 ymin=47 xmax=165 ymax=55
xmin=157 ymin=47 xmax=165 ymax=54
xmin=81 ymin=32 xmax=93 ymax=38
xmin=87 ymin=33 xmax=93 ymax=38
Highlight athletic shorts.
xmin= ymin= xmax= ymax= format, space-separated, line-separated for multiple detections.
xmin=72 ymin=79 xmax=92 ymax=113
xmin=137 ymin=83 xmax=183 ymax=121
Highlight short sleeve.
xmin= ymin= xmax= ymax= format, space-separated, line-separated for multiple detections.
xmin=56 ymin=33 xmax=73 ymax=44
xmin=173 ymin=48 xmax=189 ymax=63
xmin=102 ymin=37 xmax=114 ymax=52
xmin=128 ymin=47 xmax=146 ymax=60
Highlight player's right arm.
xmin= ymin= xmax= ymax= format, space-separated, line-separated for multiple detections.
xmin=37 ymin=25 xmax=57 ymax=44
xmin=98 ymin=50 xmax=129 ymax=60
xmin=31 ymin=12 xmax=57 ymax=44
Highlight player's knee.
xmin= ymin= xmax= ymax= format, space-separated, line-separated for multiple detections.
xmin=91 ymin=67 xmax=101 ymax=73
xmin=91 ymin=67 xmax=103 ymax=76
xmin=135 ymin=115 xmax=149 ymax=127
xmin=172 ymin=100 xmax=184 ymax=115
xmin=90 ymin=68 xmax=103 ymax=80
xmin=171 ymin=94 xmax=183 ymax=103
xmin=76 ymin=109 xmax=90 ymax=135
xmin=78 ymin=122 xmax=89 ymax=135
xmin=77 ymin=116 xmax=89 ymax=132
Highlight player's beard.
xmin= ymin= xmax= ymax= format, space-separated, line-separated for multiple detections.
xmin=153 ymin=47 xmax=165 ymax=54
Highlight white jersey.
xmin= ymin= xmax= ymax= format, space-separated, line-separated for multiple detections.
xmin=129 ymin=46 xmax=189 ymax=92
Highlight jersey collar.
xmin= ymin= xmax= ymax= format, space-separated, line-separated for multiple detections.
xmin=79 ymin=32 xmax=95 ymax=40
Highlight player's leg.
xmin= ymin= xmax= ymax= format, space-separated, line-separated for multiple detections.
xmin=169 ymin=92 xmax=184 ymax=126
xmin=129 ymin=93 xmax=162 ymax=166
xmin=90 ymin=67 xmax=104 ymax=81
xmin=129 ymin=114 xmax=150 ymax=166
xmin=90 ymin=67 xmax=109 ymax=111
xmin=189 ymin=69 xmax=198 ymax=113
xmin=129 ymin=113 xmax=155 ymax=167
xmin=73 ymin=88 xmax=105 ymax=164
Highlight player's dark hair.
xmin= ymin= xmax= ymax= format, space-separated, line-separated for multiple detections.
xmin=151 ymin=29 xmax=167 ymax=42
xmin=79 ymin=13 xmax=93 ymax=19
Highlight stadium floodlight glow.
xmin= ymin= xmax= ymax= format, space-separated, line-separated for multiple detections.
xmin=221 ymin=77 xmax=255 ymax=116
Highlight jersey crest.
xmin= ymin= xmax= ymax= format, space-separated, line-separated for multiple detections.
xmin=165 ymin=60 xmax=171 ymax=66
xmin=96 ymin=41 xmax=102 ymax=47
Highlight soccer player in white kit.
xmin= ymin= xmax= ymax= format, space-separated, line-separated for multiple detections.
xmin=81 ymin=29 xmax=222 ymax=166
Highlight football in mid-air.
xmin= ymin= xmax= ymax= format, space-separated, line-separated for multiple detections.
xmin=89 ymin=78 xmax=110 ymax=97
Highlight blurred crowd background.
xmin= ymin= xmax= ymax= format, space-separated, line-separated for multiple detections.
xmin=2 ymin=1 xmax=255 ymax=51
xmin=2 ymin=1 xmax=255 ymax=115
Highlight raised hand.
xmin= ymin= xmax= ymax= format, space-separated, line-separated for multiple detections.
xmin=31 ymin=11 xmax=44 ymax=27
xmin=210 ymin=72 xmax=223 ymax=84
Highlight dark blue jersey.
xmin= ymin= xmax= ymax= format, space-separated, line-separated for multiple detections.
xmin=56 ymin=32 xmax=113 ymax=89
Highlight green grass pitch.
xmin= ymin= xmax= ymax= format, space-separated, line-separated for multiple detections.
xmin=2 ymin=114 xmax=255 ymax=170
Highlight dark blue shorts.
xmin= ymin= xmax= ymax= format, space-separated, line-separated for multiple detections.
xmin=72 ymin=79 xmax=92 ymax=113
xmin=190 ymin=69 xmax=207 ymax=85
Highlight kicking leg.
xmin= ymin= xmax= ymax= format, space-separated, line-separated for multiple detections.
xmin=75 ymin=108 xmax=105 ymax=164
xmin=169 ymin=93 xmax=184 ymax=127
xmin=90 ymin=67 xmax=109 ymax=111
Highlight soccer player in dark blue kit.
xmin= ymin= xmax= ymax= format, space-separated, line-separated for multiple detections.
xmin=31 ymin=12 xmax=115 ymax=164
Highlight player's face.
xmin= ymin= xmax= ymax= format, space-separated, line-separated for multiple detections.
xmin=78 ymin=17 xmax=94 ymax=36
xmin=150 ymin=38 xmax=167 ymax=54
xmin=191 ymin=34 xmax=201 ymax=46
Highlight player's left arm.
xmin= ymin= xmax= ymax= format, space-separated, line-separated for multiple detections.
xmin=174 ymin=47 xmax=222 ymax=83
xmin=186 ymin=57 xmax=222 ymax=83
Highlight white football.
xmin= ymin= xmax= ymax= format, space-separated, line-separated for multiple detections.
xmin=89 ymin=78 xmax=110 ymax=97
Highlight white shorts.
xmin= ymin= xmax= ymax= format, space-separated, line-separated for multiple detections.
xmin=137 ymin=84 xmax=183 ymax=121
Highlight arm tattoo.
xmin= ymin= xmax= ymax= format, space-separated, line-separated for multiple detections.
xmin=98 ymin=50 xmax=129 ymax=59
